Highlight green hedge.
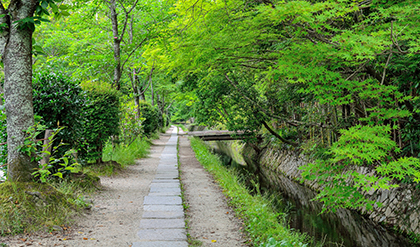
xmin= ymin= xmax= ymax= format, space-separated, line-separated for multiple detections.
xmin=79 ymin=82 xmax=120 ymax=164
xmin=138 ymin=101 xmax=159 ymax=136
xmin=33 ymin=71 xmax=85 ymax=155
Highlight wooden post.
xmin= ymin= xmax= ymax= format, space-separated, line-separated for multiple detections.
xmin=40 ymin=129 xmax=55 ymax=165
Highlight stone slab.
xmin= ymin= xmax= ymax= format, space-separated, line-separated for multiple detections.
xmin=159 ymin=156 xmax=177 ymax=160
xmin=139 ymin=218 xmax=185 ymax=229
xmin=148 ymin=191 xmax=181 ymax=196
xmin=150 ymin=183 xmax=180 ymax=188
xmin=142 ymin=211 xmax=184 ymax=219
xmin=156 ymin=165 xmax=178 ymax=169
xmin=155 ymin=172 xmax=179 ymax=176
xmin=158 ymin=163 xmax=177 ymax=167
xmin=157 ymin=167 xmax=178 ymax=171
xmin=143 ymin=205 xmax=183 ymax=212
xmin=154 ymin=175 xmax=179 ymax=180
xmin=132 ymin=241 xmax=188 ymax=247
xmin=152 ymin=179 xmax=179 ymax=183
xmin=149 ymin=187 xmax=181 ymax=194
xmin=156 ymin=170 xmax=179 ymax=174
xmin=137 ymin=229 xmax=187 ymax=241
xmin=143 ymin=196 xmax=182 ymax=205
xmin=160 ymin=153 xmax=177 ymax=157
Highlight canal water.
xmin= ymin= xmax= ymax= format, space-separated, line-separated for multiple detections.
xmin=209 ymin=140 xmax=418 ymax=247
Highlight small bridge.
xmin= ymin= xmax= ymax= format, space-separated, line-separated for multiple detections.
xmin=187 ymin=130 xmax=258 ymax=141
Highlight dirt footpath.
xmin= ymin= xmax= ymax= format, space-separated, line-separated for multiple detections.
xmin=178 ymin=133 xmax=249 ymax=246
xmin=1 ymin=128 xmax=248 ymax=247
xmin=1 ymin=133 xmax=170 ymax=247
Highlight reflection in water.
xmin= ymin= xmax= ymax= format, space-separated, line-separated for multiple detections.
xmin=272 ymin=173 xmax=415 ymax=247
xmin=211 ymin=143 xmax=417 ymax=247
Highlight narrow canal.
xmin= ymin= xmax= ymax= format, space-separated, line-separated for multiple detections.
xmin=208 ymin=140 xmax=418 ymax=247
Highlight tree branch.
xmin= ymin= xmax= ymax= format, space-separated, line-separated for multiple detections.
xmin=381 ymin=45 xmax=393 ymax=85
xmin=225 ymin=74 xmax=331 ymax=128
xmin=390 ymin=21 xmax=420 ymax=55
xmin=117 ymin=0 xmax=139 ymax=41
xmin=141 ymin=63 xmax=155 ymax=95
xmin=121 ymin=36 xmax=148 ymax=71
xmin=261 ymin=120 xmax=298 ymax=146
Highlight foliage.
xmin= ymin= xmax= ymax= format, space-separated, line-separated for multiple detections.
xmin=190 ymin=137 xmax=310 ymax=246
xmin=119 ymin=99 xmax=144 ymax=145
xmin=102 ymin=136 xmax=150 ymax=167
xmin=0 ymin=182 xmax=79 ymax=235
xmin=32 ymin=70 xmax=85 ymax=154
xmin=16 ymin=122 xmax=82 ymax=183
xmin=147 ymin=0 xmax=420 ymax=212
xmin=301 ymin=125 xmax=420 ymax=212
xmin=138 ymin=100 xmax=160 ymax=136
xmin=32 ymin=146 xmax=82 ymax=183
xmin=79 ymin=81 xmax=121 ymax=164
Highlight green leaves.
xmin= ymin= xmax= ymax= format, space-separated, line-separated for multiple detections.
xmin=301 ymin=124 xmax=420 ymax=212
xmin=330 ymin=125 xmax=396 ymax=165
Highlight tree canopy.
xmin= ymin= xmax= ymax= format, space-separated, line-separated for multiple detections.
xmin=1 ymin=0 xmax=420 ymax=211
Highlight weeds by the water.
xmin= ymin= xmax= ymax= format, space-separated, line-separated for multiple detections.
xmin=102 ymin=136 xmax=151 ymax=167
xmin=189 ymin=137 xmax=312 ymax=247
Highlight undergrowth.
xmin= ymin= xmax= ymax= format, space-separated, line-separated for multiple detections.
xmin=0 ymin=133 xmax=155 ymax=238
xmin=189 ymin=137 xmax=312 ymax=247
xmin=102 ymin=136 xmax=151 ymax=167
xmin=176 ymin=124 xmax=188 ymax=132
xmin=0 ymin=182 xmax=80 ymax=235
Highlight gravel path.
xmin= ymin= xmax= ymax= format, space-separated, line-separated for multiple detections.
xmin=1 ymin=127 xmax=248 ymax=247
xmin=178 ymin=130 xmax=249 ymax=247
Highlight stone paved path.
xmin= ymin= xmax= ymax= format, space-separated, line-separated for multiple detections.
xmin=133 ymin=127 xmax=188 ymax=247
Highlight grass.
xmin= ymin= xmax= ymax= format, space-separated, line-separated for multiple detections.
xmin=189 ymin=137 xmax=313 ymax=247
xmin=176 ymin=124 xmax=188 ymax=132
xmin=0 ymin=169 xmax=101 ymax=236
xmin=0 ymin=133 xmax=155 ymax=237
xmin=0 ymin=182 xmax=81 ymax=236
xmin=102 ymin=136 xmax=151 ymax=168
xmin=160 ymin=125 xmax=171 ymax=133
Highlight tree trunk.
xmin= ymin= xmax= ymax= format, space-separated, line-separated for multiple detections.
xmin=3 ymin=1 xmax=37 ymax=182
xmin=110 ymin=0 xmax=122 ymax=90
xmin=151 ymin=80 xmax=154 ymax=106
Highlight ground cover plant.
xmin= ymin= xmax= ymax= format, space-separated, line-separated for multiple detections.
xmin=189 ymin=137 xmax=312 ymax=247
xmin=102 ymin=136 xmax=151 ymax=168
xmin=0 ymin=181 xmax=85 ymax=236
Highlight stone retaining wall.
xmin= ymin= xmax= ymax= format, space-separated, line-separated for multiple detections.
xmin=251 ymin=145 xmax=420 ymax=235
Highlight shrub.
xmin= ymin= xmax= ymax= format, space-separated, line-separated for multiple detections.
xmin=79 ymin=81 xmax=120 ymax=164
xmin=32 ymin=71 xmax=85 ymax=154
xmin=120 ymin=99 xmax=144 ymax=145
xmin=138 ymin=100 xmax=159 ymax=136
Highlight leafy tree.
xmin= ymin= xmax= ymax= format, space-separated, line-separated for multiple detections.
xmin=152 ymin=0 xmax=420 ymax=211
xmin=0 ymin=0 xmax=68 ymax=182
